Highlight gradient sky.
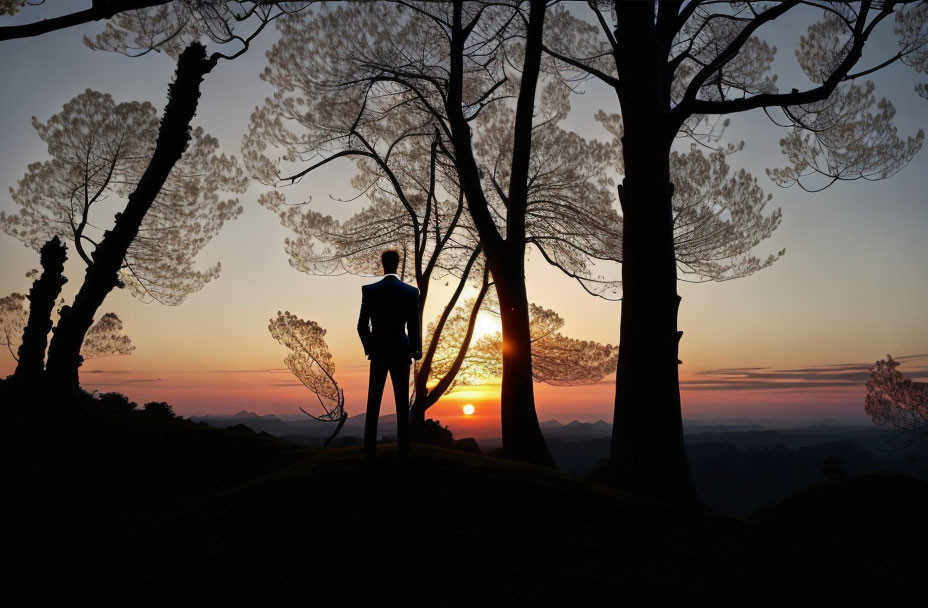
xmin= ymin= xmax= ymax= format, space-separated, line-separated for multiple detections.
xmin=1 ymin=3 xmax=926 ymax=437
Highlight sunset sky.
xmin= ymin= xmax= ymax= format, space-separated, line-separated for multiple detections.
xmin=1 ymin=3 xmax=926 ymax=438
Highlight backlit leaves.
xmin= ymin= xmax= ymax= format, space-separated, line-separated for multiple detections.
xmin=0 ymin=292 xmax=27 ymax=360
xmin=866 ymin=355 xmax=928 ymax=444
xmin=768 ymin=81 xmax=924 ymax=191
xmin=268 ymin=310 xmax=344 ymax=421
xmin=446 ymin=303 xmax=618 ymax=388
xmin=81 ymin=313 xmax=135 ymax=360
xmin=1 ymin=89 xmax=246 ymax=306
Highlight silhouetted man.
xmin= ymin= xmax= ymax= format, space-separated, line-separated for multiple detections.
xmin=358 ymin=250 xmax=421 ymax=465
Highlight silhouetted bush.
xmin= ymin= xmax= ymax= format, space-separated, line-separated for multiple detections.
xmin=95 ymin=392 xmax=137 ymax=412
xmin=453 ymin=438 xmax=481 ymax=454
xmin=820 ymin=457 xmax=848 ymax=481
xmin=414 ymin=418 xmax=454 ymax=446
xmin=142 ymin=401 xmax=175 ymax=418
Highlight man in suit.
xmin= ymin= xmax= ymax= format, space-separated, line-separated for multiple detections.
xmin=357 ymin=249 xmax=421 ymax=465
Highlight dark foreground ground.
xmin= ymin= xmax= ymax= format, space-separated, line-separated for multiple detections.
xmin=4 ymin=388 xmax=927 ymax=606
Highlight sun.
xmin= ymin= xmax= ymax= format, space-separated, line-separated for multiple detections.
xmin=471 ymin=311 xmax=502 ymax=341
xmin=462 ymin=404 xmax=476 ymax=416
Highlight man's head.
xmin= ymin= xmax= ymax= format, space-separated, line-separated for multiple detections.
xmin=381 ymin=249 xmax=400 ymax=275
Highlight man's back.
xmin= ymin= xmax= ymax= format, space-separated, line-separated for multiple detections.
xmin=357 ymin=276 xmax=421 ymax=361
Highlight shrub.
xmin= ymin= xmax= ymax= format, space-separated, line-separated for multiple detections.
xmin=95 ymin=392 xmax=137 ymax=412
xmin=142 ymin=401 xmax=175 ymax=418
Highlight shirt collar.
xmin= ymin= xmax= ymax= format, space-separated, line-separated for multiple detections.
xmin=384 ymin=273 xmax=401 ymax=280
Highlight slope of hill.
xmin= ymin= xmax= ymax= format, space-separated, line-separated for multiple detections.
xmin=4 ymin=385 xmax=926 ymax=606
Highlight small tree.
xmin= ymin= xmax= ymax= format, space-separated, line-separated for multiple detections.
xmin=866 ymin=355 xmax=928 ymax=446
xmin=0 ymin=292 xmax=26 ymax=362
xmin=268 ymin=311 xmax=347 ymax=447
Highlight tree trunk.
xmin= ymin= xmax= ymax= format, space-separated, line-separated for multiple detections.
xmin=44 ymin=43 xmax=215 ymax=392
xmin=409 ymin=393 xmax=428 ymax=438
xmin=12 ymin=236 xmax=67 ymax=383
xmin=493 ymin=251 xmax=553 ymax=467
xmin=609 ymin=2 xmax=697 ymax=503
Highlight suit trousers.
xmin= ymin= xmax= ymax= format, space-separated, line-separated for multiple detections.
xmin=364 ymin=356 xmax=410 ymax=464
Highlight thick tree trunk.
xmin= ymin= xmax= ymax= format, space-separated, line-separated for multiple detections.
xmin=12 ymin=236 xmax=68 ymax=383
xmin=493 ymin=251 xmax=553 ymax=467
xmin=44 ymin=43 xmax=215 ymax=392
xmin=608 ymin=2 xmax=697 ymax=503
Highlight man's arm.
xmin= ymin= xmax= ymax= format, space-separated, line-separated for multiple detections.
xmin=357 ymin=288 xmax=372 ymax=356
xmin=408 ymin=289 xmax=422 ymax=360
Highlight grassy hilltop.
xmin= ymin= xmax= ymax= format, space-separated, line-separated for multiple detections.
xmin=4 ymin=384 xmax=927 ymax=606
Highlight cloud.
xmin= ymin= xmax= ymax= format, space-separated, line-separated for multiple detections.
xmin=686 ymin=354 xmax=928 ymax=391
xmin=83 ymin=369 xmax=132 ymax=374
xmin=83 ymin=377 xmax=164 ymax=386
xmin=204 ymin=368 xmax=291 ymax=374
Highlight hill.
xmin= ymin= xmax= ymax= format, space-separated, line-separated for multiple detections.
xmin=4 ymin=386 xmax=927 ymax=605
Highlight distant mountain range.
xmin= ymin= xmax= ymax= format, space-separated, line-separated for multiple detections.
xmin=191 ymin=411 xmax=871 ymax=445
xmin=191 ymin=410 xmax=399 ymax=444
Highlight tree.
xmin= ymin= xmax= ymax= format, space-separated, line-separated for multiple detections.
xmin=35 ymin=44 xmax=228 ymax=390
xmin=246 ymin=0 xmax=629 ymax=466
xmin=268 ymin=311 xmax=347 ymax=447
xmin=542 ymin=1 xmax=927 ymax=501
xmin=866 ymin=355 xmax=928 ymax=446
xmin=0 ymin=72 xmax=245 ymax=388
xmin=1 ymin=88 xmax=245 ymax=306
xmin=1 ymin=4 xmax=296 ymax=391
xmin=0 ymin=292 xmax=27 ymax=361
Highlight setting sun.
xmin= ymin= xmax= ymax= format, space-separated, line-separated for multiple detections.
xmin=471 ymin=311 xmax=502 ymax=341
xmin=462 ymin=404 xmax=476 ymax=416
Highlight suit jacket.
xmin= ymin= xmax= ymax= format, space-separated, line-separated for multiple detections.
xmin=357 ymin=275 xmax=421 ymax=361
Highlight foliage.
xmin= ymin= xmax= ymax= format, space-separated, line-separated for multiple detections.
xmin=245 ymin=1 xmax=623 ymax=297
xmin=95 ymin=391 xmax=138 ymax=412
xmin=84 ymin=1 xmax=310 ymax=58
xmin=0 ymin=89 xmax=247 ymax=305
xmin=546 ymin=2 xmax=926 ymax=193
xmin=463 ymin=304 xmax=618 ymax=387
xmin=0 ymin=0 xmax=41 ymax=15
xmin=143 ymin=401 xmax=176 ymax=418
xmin=866 ymin=355 xmax=928 ymax=444
xmin=81 ymin=313 xmax=135 ymax=360
xmin=1 ymin=296 xmax=134 ymax=363
xmin=671 ymin=145 xmax=784 ymax=281
xmin=268 ymin=311 xmax=344 ymax=423
xmin=0 ymin=292 xmax=27 ymax=361
xmin=415 ymin=418 xmax=455 ymax=447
